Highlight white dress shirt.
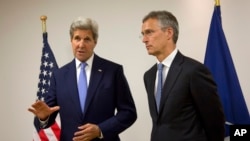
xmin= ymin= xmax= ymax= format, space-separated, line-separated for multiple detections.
xmin=75 ymin=54 xmax=94 ymax=86
xmin=155 ymin=48 xmax=178 ymax=95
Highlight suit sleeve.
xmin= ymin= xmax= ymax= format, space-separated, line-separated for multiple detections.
xmin=98 ymin=66 xmax=137 ymax=137
xmin=190 ymin=64 xmax=225 ymax=141
xmin=43 ymin=71 xmax=59 ymax=128
xmin=33 ymin=71 xmax=59 ymax=129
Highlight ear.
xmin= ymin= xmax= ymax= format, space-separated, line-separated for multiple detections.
xmin=163 ymin=27 xmax=173 ymax=40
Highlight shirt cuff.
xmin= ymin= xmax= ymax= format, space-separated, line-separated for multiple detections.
xmin=38 ymin=116 xmax=49 ymax=128
xmin=98 ymin=126 xmax=104 ymax=139
xmin=99 ymin=131 xmax=104 ymax=139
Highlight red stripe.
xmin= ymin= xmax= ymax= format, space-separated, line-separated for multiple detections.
xmin=50 ymin=122 xmax=61 ymax=140
xmin=38 ymin=129 xmax=49 ymax=141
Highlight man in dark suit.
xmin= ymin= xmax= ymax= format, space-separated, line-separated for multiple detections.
xmin=28 ymin=17 xmax=137 ymax=141
xmin=141 ymin=10 xmax=225 ymax=141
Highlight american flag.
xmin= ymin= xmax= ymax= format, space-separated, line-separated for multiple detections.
xmin=33 ymin=32 xmax=61 ymax=141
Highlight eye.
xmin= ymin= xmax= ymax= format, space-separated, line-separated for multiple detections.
xmin=73 ymin=35 xmax=81 ymax=41
xmin=145 ymin=30 xmax=154 ymax=36
xmin=84 ymin=37 xmax=92 ymax=42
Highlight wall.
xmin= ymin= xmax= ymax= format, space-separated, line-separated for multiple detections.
xmin=0 ymin=0 xmax=249 ymax=140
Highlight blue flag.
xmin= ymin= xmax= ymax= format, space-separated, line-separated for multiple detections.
xmin=33 ymin=32 xmax=61 ymax=140
xmin=204 ymin=5 xmax=250 ymax=137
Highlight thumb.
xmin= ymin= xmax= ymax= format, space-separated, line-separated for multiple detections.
xmin=50 ymin=106 xmax=60 ymax=113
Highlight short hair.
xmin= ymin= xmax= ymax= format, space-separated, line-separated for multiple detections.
xmin=142 ymin=10 xmax=179 ymax=43
xmin=69 ymin=17 xmax=99 ymax=42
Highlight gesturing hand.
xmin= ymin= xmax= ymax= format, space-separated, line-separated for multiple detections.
xmin=28 ymin=100 xmax=60 ymax=120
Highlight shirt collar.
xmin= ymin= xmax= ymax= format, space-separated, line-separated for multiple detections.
xmin=157 ymin=48 xmax=178 ymax=68
xmin=75 ymin=53 xmax=94 ymax=69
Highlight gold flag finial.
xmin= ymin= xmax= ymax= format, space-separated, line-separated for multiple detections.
xmin=215 ymin=0 xmax=220 ymax=6
xmin=40 ymin=15 xmax=47 ymax=33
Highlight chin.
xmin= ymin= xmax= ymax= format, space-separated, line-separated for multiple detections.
xmin=76 ymin=57 xmax=85 ymax=62
xmin=147 ymin=51 xmax=154 ymax=55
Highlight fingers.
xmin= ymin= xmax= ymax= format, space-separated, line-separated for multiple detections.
xmin=29 ymin=100 xmax=59 ymax=112
xmin=28 ymin=101 xmax=44 ymax=115
xmin=28 ymin=107 xmax=36 ymax=115
xmin=28 ymin=101 xmax=60 ymax=119
xmin=30 ymin=100 xmax=45 ymax=110
xmin=50 ymin=106 xmax=60 ymax=112
xmin=73 ymin=129 xmax=85 ymax=141
xmin=73 ymin=123 xmax=100 ymax=141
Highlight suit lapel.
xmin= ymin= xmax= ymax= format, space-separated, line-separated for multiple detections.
xmin=159 ymin=51 xmax=184 ymax=113
xmin=147 ymin=64 xmax=159 ymax=118
xmin=83 ymin=55 xmax=104 ymax=117
xmin=65 ymin=60 xmax=84 ymax=118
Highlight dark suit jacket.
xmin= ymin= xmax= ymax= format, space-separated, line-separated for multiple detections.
xmin=144 ymin=51 xmax=225 ymax=141
xmin=35 ymin=54 xmax=137 ymax=141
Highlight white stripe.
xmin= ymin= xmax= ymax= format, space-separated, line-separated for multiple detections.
xmin=32 ymin=128 xmax=41 ymax=141
xmin=55 ymin=114 xmax=61 ymax=128
xmin=43 ymin=115 xmax=61 ymax=141
xmin=44 ymin=127 xmax=58 ymax=141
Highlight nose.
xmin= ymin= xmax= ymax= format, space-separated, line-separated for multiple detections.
xmin=142 ymin=35 xmax=148 ymax=43
xmin=78 ymin=39 xmax=85 ymax=48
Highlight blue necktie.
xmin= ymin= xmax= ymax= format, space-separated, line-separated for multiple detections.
xmin=78 ymin=63 xmax=87 ymax=113
xmin=156 ymin=63 xmax=163 ymax=112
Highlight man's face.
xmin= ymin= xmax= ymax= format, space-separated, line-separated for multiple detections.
xmin=141 ymin=18 xmax=168 ymax=57
xmin=71 ymin=29 xmax=96 ymax=62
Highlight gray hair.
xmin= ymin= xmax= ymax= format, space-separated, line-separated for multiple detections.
xmin=142 ymin=10 xmax=179 ymax=44
xmin=69 ymin=17 xmax=99 ymax=42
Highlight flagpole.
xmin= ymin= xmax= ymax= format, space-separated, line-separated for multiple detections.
xmin=215 ymin=0 xmax=220 ymax=6
xmin=40 ymin=15 xmax=47 ymax=33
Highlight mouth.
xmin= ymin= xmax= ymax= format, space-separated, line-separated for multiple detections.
xmin=77 ymin=50 xmax=85 ymax=56
xmin=146 ymin=45 xmax=151 ymax=50
xmin=78 ymin=50 xmax=85 ymax=53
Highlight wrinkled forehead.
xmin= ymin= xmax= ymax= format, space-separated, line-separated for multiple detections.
xmin=72 ymin=29 xmax=94 ymax=38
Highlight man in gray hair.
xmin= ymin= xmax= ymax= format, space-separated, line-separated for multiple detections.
xmin=29 ymin=17 xmax=137 ymax=141
xmin=141 ymin=10 xmax=225 ymax=141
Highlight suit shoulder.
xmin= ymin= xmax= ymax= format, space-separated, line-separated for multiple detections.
xmin=174 ymin=52 xmax=210 ymax=73
xmin=175 ymin=51 xmax=203 ymax=67
xmin=97 ymin=56 xmax=122 ymax=68
xmin=53 ymin=60 xmax=74 ymax=74
xmin=184 ymin=56 xmax=202 ymax=65
xmin=181 ymin=55 xmax=212 ymax=74
xmin=183 ymin=56 xmax=203 ymax=66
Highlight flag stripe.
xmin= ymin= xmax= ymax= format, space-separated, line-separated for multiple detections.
xmin=33 ymin=129 xmax=41 ymax=141
xmin=38 ymin=130 xmax=49 ymax=141
xmin=51 ymin=122 xmax=61 ymax=140
xmin=43 ymin=127 xmax=58 ymax=141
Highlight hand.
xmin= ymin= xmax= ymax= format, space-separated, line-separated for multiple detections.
xmin=28 ymin=100 xmax=60 ymax=120
xmin=73 ymin=123 xmax=101 ymax=141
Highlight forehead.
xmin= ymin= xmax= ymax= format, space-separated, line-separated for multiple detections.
xmin=142 ymin=18 xmax=160 ymax=30
xmin=73 ymin=29 xmax=93 ymax=37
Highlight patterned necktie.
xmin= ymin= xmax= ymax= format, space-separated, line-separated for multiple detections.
xmin=78 ymin=63 xmax=87 ymax=113
xmin=156 ymin=63 xmax=163 ymax=112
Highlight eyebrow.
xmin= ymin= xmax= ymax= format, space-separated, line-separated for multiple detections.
xmin=141 ymin=29 xmax=153 ymax=34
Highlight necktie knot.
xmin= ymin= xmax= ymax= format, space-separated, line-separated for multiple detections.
xmin=158 ymin=63 xmax=163 ymax=71
xmin=81 ymin=62 xmax=87 ymax=69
